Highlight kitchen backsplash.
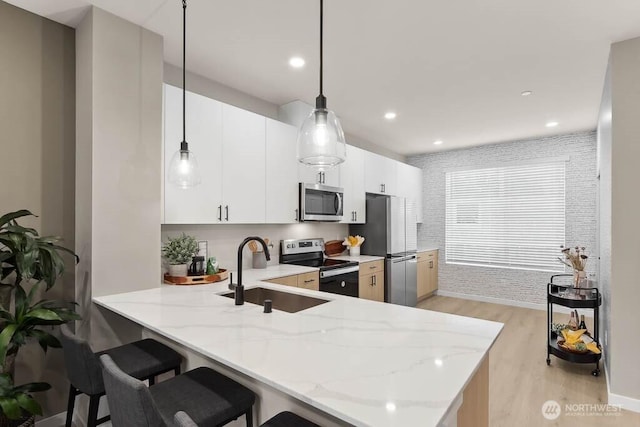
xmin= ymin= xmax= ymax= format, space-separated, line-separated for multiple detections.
xmin=161 ymin=223 xmax=348 ymax=273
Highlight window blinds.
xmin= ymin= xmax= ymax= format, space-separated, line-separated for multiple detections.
xmin=445 ymin=161 xmax=566 ymax=272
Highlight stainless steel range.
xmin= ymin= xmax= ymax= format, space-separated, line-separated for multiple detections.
xmin=280 ymin=238 xmax=359 ymax=297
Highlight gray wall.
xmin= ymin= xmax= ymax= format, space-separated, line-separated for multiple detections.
xmin=0 ymin=1 xmax=75 ymax=417
xmin=408 ymin=131 xmax=597 ymax=306
xmin=599 ymin=36 xmax=640 ymax=403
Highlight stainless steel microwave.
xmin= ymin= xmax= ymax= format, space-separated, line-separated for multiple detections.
xmin=299 ymin=183 xmax=344 ymax=222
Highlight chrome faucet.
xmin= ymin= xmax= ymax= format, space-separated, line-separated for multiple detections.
xmin=228 ymin=237 xmax=271 ymax=305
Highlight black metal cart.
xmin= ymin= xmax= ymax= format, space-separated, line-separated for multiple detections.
xmin=546 ymin=274 xmax=602 ymax=376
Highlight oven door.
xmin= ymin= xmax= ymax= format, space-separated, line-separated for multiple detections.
xmin=300 ymin=183 xmax=344 ymax=221
xmin=319 ymin=267 xmax=359 ymax=297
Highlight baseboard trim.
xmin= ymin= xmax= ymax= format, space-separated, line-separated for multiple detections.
xmin=435 ymin=290 xmax=548 ymax=310
xmin=604 ymin=363 xmax=640 ymax=413
xmin=36 ymin=412 xmax=66 ymax=427
xmin=435 ymin=290 xmax=586 ymax=315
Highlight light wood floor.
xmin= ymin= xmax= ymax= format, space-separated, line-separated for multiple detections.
xmin=417 ymin=295 xmax=640 ymax=427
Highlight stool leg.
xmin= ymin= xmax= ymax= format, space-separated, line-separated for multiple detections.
xmin=87 ymin=395 xmax=100 ymax=427
xmin=174 ymin=366 xmax=181 ymax=376
xmin=65 ymin=385 xmax=76 ymax=427
xmin=245 ymin=406 xmax=253 ymax=427
xmin=149 ymin=376 xmax=155 ymax=386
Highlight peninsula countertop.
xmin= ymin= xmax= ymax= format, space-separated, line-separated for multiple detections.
xmin=94 ymin=279 xmax=503 ymax=427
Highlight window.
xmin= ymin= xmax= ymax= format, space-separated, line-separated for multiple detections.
xmin=445 ymin=160 xmax=566 ymax=272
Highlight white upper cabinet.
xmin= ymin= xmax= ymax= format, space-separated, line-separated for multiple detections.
xmin=163 ymin=84 xmax=223 ymax=224
xmin=397 ymin=162 xmax=424 ymax=223
xmin=221 ymin=104 xmax=266 ymax=224
xmin=340 ymin=145 xmax=366 ymax=224
xmin=266 ymin=119 xmax=299 ymax=223
xmin=365 ymin=152 xmax=397 ymax=195
xmin=298 ymin=164 xmax=340 ymax=187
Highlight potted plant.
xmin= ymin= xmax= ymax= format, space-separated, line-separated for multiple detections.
xmin=0 ymin=210 xmax=80 ymax=426
xmin=163 ymin=233 xmax=198 ymax=277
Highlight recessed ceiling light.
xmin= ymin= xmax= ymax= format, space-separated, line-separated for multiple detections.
xmin=546 ymin=121 xmax=559 ymax=128
xmin=385 ymin=402 xmax=397 ymax=412
xmin=384 ymin=112 xmax=397 ymax=120
xmin=521 ymin=90 xmax=533 ymax=96
xmin=434 ymin=358 xmax=444 ymax=367
xmin=288 ymin=57 xmax=305 ymax=68
xmin=433 ymin=140 xmax=443 ymax=145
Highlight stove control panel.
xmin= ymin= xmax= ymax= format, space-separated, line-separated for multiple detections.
xmin=281 ymin=238 xmax=325 ymax=256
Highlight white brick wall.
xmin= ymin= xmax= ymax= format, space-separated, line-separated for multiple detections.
xmin=408 ymin=131 xmax=597 ymax=305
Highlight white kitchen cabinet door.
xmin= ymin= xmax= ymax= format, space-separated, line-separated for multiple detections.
xmin=396 ymin=162 xmax=423 ymax=223
xmin=298 ymin=163 xmax=340 ymax=187
xmin=340 ymin=145 xmax=366 ymax=224
xmin=163 ymin=84 xmax=223 ymax=224
xmin=221 ymin=104 xmax=266 ymax=223
xmin=266 ymin=119 xmax=299 ymax=223
xmin=365 ymin=152 xmax=397 ymax=195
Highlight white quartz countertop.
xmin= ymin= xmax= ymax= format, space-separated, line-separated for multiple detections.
xmin=94 ymin=279 xmax=502 ymax=427
xmin=326 ymin=254 xmax=385 ymax=263
xmin=418 ymin=247 xmax=439 ymax=253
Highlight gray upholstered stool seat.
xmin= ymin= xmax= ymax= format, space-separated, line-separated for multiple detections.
xmin=259 ymin=411 xmax=320 ymax=427
xmin=150 ymin=367 xmax=256 ymax=426
xmin=96 ymin=339 xmax=182 ymax=381
xmin=101 ymin=355 xmax=256 ymax=427
xmin=174 ymin=410 xmax=320 ymax=427
xmin=60 ymin=325 xmax=182 ymax=427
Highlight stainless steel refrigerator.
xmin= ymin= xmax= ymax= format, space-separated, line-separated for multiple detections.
xmin=350 ymin=195 xmax=418 ymax=306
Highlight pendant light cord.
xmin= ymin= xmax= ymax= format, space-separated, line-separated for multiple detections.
xmin=182 ymin=0 xmax=187 ymax=146
xmin=319 ymin=0 xmax=323 ymax=97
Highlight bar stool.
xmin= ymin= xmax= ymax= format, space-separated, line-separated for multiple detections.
xmin=100 ymin=354 xmax=256 ymax=427
xmin=174 ymin=410 xmax=320 ymax=427
xmin=60 ymin=325 xmax=182 ymax=427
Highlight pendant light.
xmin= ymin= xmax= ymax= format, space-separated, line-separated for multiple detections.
xmin=168 ymin=0 xmax=201 ymax=189
xmin=297 ymin=0 xmax=346 ymax=168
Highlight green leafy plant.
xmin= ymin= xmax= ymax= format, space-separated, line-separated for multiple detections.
xmin=0 ymin=374 xmax=49 ymax=419
xmin=0 ymin=210 xmax=79 ymax=422
xmin=162 ymin=233 xmax=198 ymax=265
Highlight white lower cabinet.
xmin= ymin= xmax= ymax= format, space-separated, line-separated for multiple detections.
xmin=163 ymin=85 xmax=223 ymax=224
xmin=266 ymin=119 xmax=299 ymax=223
xmin=340 ymin=145 xmax=366 ymax=224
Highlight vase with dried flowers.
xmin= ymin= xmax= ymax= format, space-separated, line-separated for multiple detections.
xmin=558 ymin=246 xmax=589 ymax=287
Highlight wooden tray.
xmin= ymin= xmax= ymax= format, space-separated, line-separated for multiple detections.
xmin=164 ymin=269 xmax=228 ymax=285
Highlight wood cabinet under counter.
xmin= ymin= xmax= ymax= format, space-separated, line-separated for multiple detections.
xmin=417 ymin=250 xmax=438 ymax=300
xmin=359 ymin=260 xmax=385 ymax=302
xmin=264 ymin=271 xmax=319 ymax=291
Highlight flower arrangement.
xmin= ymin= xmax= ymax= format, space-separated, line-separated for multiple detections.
xmin=342 ymin=235 xmax=365 ymax=249
xmin=558 ymin=245 xmax=589 ymax=287
xmin=342 ymin=235 xmax=365 ymax=256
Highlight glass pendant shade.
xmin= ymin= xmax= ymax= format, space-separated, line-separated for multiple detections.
xmin=297 ymin=108 xmax=346 ymax=168
xmin=168 ymin=145 xmax=201 ymax=189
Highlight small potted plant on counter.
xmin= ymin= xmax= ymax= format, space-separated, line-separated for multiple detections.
xmin=0 ymin=209 xmax=80 ymax=427
xmin=163 ymin=233 xmax=198 ymax=277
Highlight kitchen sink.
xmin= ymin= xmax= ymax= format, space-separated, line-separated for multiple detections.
xmin=221 ymin=287 xmax=329 ymax=313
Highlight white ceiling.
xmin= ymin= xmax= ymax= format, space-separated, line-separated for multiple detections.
xmin=7 ymin=0 xmax=640 ymax=155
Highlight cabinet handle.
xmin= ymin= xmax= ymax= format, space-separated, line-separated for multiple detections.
xmin=370 ymin=276 xmax=375 ymax=286
xmin=218 ymin=205 xmax=222 ymax=221
xmin=373 ymin=275 xmax=377 ymax=286
xmin=295 ymin=209 xmax=298 ymax=221
xmin=383 ymin=183 xmax=386 ymax=193
xmin=352 ymin=211 xmax=356 ymax=221
xmin=225 ymin=205 xmax=229 ymax=221
xmin=304 ymin=279 xmax=315 ymax=283
xmin=322 ymin=172 xmax=326 ymax=184
xmin=355 ymin=211 xmax=357 ymax=222
xmin=370 ymin=265 xmax=376 ymax=269
xmin=429 ymin=260 xmax=433 ymax=268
